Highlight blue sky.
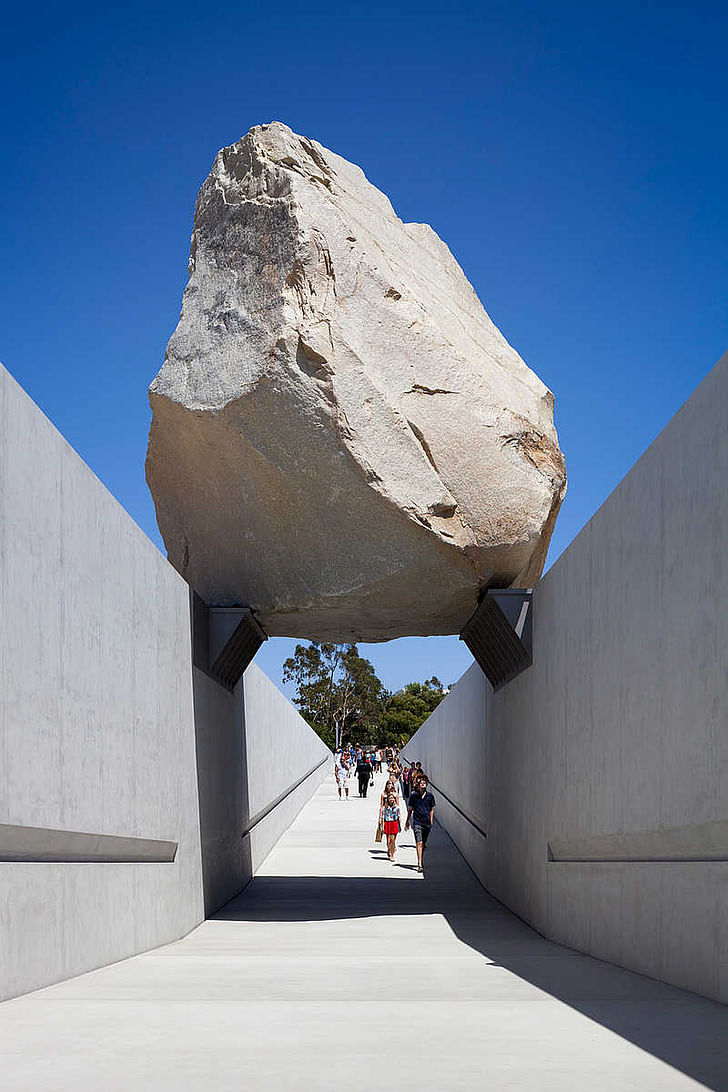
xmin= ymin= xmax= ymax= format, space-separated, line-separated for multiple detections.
xmin=2 ymin=1 xmax=726 ymax=694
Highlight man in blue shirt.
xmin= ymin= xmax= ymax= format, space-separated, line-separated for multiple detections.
xmin=405 ymin=773 xmax=435 ymax=874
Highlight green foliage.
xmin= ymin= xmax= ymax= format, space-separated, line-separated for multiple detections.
xmin=282 ymin=642 xmax=385 ymax=750
xmin=309 ymin=721 xmax=336 ymax=751
xmin=282 ymin=644 xmax=447 ymax=749
xmin=378 ymin=677 xmax=447 ymax=744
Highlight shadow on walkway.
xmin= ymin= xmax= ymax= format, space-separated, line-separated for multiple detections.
xmin=216 ymin=826 xmax=728 ymax=1090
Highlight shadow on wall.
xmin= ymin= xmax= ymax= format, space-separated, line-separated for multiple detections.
xmin=193 ymin=667 xmax=253 ymax=915
xmin=215 ymin=825 xmax=728 ymax=1091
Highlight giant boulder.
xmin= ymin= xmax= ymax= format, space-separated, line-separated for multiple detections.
xmin=146 ymin=122 xmax=566 ymax=640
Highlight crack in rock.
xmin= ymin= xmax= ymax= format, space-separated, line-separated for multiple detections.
xmin=405 ymin=384 xmax=459 ymax=396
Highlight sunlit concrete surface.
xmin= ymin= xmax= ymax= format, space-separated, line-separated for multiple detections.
xmin=404 ymin=351 xmax=728 ymax=1005
xmin=1 ymin=772 xmax=727 ymax=1091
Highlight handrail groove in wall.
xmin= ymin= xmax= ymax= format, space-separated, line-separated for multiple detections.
xmin=241 ymin=754 xmax=330 ymax=838
xmin=400 ymin=755 xmax=487 ymax=840
xmin=0 ymin=824 xmax=177 ymax=863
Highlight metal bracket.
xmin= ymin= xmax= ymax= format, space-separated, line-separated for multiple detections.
xmin=191 ymin=593 xmax=268 ymax=690
xmin=459 ymin=589 xmax=533 ymax=690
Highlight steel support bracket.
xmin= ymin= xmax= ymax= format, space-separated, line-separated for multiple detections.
xmin=191 ymin=593 xmax=268 ymax=690
xmin=459 ymin=588 xmax=533 ymax=690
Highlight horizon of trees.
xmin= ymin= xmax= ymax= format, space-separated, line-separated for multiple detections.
xmin=282 ymin=641 xmax=449 ymax=750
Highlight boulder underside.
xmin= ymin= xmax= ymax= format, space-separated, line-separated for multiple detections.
xmin=146 ymin=122 xmax=566 ymax=640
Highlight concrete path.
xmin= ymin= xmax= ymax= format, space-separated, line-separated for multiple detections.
xmin=2 ymin=771 xmax=727 ymax=1090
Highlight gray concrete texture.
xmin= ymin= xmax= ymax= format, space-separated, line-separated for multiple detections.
xmin=241 ymin=662 xmax=330 ymax=875
xmin=193 ymin=661 xmax=329 ymax=915
xmin=2 ymin=773 xmax=727 ymax=1091
xmin=0 ymin=363 xmax=329 ymax=1000
xmin=405 ymin=350 xmax=728 ymax=1004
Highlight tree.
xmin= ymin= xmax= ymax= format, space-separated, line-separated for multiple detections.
xmin=378 ymin=677 xmax=447 ymax=744
xmin=283 ymin=644 xmax=448 ymax=749
xmin=282 ymin=642 xmax=386 ymax=749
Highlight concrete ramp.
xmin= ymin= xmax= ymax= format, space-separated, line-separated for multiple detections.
xmin=1 ymin=772 xmax=726 ymax=1090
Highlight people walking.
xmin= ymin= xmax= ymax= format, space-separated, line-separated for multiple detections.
xmin=335 ymin=752 xmax=350 ymax=799
xmin=368 ymin=751 xmax=376 ymax=786
xmin=380 ymin=775 xmax=401 ymax=810
xmin=405 ymin=773 xmax=436 ymax=874
xmin=380 ymin=791 xmax=401 ymax=861
xmin=356 ymin=753 xmax=372 ymax=797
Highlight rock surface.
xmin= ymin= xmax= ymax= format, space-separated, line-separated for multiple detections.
xmin=146 ymin=122 xmax=566 ymax=640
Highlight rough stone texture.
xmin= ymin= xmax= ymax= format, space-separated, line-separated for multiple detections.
xmin=146 ymin=122 xmax=566 ymax=640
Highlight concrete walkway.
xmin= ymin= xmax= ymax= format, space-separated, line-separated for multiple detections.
xmin=2 ymin=771 xmax=727 ymax=1090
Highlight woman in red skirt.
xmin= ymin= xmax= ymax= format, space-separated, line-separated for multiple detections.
xmin=380 ymin=791 xmax=401 ymax=862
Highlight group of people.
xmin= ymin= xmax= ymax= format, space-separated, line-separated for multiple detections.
xmin=333 ymin=745 xmax=436 ymax=875
xmin=333 ymin=744 xmax=386 ymax=799
xmin=400 ymin=760 xmax=426 ymax=800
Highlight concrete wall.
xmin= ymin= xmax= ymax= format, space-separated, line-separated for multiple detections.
xmin=193 ymin=662 xmax=330 ymax=915
xmin=0 ymin=364 xmax=204 ymax=1000
xmin=242 ymin=663 xmax=331 ymax=875
xmin=0 ymin=363 xmax=329 ymax=1000
xmin=405 ymin=350 xmax=728 ymax=1004
xmin=192 ymin=666 xmax=247 ymax=915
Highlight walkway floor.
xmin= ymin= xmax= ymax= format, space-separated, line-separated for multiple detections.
xmin=2 ymin=771 xmax=727 ymax=1090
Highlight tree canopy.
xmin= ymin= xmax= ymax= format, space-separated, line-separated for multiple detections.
xmin=378 ymin=678 xmax=447 ymax=741
xmin=282 ymin=642 xmax=448 ymax=749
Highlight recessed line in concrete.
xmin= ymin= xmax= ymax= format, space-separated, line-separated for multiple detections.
xmin=0 ymin=823 xmax=178 ymax=863
xmin=549 ymin=853 xmax=728 ymax=863
xmin=548 ymin=819 xmax=728 ymax=863
xmin=401 ymin=759 xmax=488 ymax=840
xmin=240 ymin=754 xmax=330 ymax=838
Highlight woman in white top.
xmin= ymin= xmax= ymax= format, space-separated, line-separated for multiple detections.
xmin=335 ymin=755 xmax=350 ymax=799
